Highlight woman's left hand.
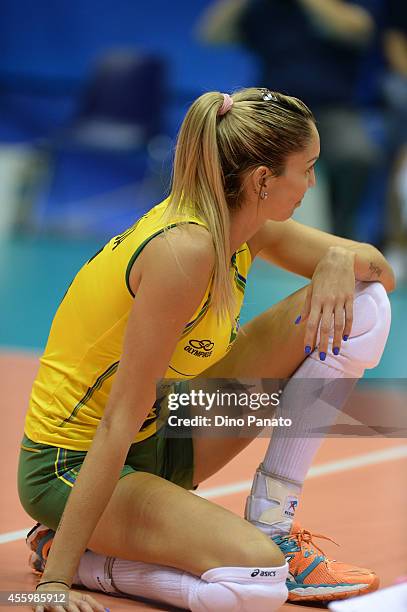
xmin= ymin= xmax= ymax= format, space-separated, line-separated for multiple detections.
xmin=299 ymin=247 xmax=356 ymax=359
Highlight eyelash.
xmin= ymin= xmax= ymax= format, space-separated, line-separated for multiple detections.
xmin=306 ymin=164 xmax=316 ymax=175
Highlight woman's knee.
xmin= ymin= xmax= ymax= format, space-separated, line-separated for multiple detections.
xmin=201 ymin=519 xmax=286 ymax=571
xmin=314 ymin=281 xmax=391 ymax=375
xmin=347 ymin=281 xmax=391 ymax=369
xmin=229 ymin=536 xmax=286 ymax=569
xmin=201 ymin=539 xmax=286 ymax=573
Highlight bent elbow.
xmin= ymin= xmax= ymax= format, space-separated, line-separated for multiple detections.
xmin=385 ymin=270 xmax=397 ymax=294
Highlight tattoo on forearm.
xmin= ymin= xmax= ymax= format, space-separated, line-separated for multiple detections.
xmin=369 ymin=262 xmax=382 ymax=278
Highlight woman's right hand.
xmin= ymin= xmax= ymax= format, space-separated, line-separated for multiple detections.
xmin=33 ymin=583 xmax=106 ymax=612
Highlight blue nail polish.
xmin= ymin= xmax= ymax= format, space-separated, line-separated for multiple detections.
xmin=305 ymin=345 xmax=311 ymax=354
xmin=319 ymin=351 xmax=326 ymax=361
xmin=343 ymin=335 xmax=349 ymax=341
xmin=294 ymin=315 xmax=301 ymax=325
xmin=333 ymin=347 xmax=340 ymax=355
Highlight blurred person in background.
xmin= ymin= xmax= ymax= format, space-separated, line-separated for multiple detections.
xmin=199 ymin=0 xmax=384 ymax=241
xmin=381 ymin=0 xmax=407 ymax=283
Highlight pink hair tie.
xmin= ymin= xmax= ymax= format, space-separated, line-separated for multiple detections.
xmin=218 ymin=93 xmax=234 ymax=116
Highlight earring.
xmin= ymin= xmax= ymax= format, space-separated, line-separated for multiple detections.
xmin=260 ymin=191 xmax=268 ymax=199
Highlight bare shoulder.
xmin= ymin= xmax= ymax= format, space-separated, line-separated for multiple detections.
xmin=144 ymin=223 xmax=215 ymax=275
xmin=129 ymin=223 xmax=215 ymax=295
xmin=162 ymin=222 xmax=215 ymax=260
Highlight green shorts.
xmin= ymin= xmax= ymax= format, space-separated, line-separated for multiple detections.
xmin=18 ymin=428 xmax=195 ymax=531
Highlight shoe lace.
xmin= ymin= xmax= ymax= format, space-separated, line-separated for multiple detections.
xmin=288 ymin=527 xmax=339 ymax=557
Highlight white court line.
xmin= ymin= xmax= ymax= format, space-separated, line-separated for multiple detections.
xmin=1 ymin=444 xmax=407 ymax=545
xmin=0 ymin=529 xmax=33 ymax=544
xmin=197 ymin=444 xmax=407 ymax=499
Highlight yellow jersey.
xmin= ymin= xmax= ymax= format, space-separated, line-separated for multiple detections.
xmin=24 ymin=199 xmax=252 ymax=450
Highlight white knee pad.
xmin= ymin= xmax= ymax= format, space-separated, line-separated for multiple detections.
xmin=314 ymin=281 xmax=391 ymax=377
xmin=187 ymin=563 xmax=289 ymax=612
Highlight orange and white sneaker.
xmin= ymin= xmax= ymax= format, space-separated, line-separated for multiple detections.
xmin=272 ymin=522 xmax=379 ymax=602
xmin=26 ymin=523 xmax=54 ymax=576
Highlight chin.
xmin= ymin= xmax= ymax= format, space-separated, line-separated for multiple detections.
xmin=279 ymin=212 xmax=294 ymax=222
xmin=269 ymin=207 xmax=296 ymax=221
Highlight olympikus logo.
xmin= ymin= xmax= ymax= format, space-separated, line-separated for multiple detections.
xmin=184 ymin=339 xmax=214 ymax=358
xmin=250 ymin=569 xmax=277 ymax=577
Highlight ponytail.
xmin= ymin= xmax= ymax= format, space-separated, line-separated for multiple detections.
xmin=164 ymin=92 xmax=236 ymax=323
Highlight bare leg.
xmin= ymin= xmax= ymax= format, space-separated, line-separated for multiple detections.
xmin=87 ymin=470 xmax=285 ymax=576
xmin=192 ymin=283 xmax=310 ymax=484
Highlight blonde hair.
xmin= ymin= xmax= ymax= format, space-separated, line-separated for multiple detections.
xmin=163 ymin=87 xmax=315 ymax=322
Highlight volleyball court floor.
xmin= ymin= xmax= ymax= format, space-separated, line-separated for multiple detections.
xmin=1 ymin=240 xmax=406 ymax=610
xmin=1 ymin=351 xmax=406 ymax=611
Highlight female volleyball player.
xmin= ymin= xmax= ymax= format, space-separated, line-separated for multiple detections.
xmin=18 ymin=88 xmax=394 ymax=612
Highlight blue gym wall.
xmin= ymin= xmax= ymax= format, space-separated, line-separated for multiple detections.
xmin=0 ymin=1 xmax=405 ymax=381
xmin=0 ymin=1 xmax=256 ymax=140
